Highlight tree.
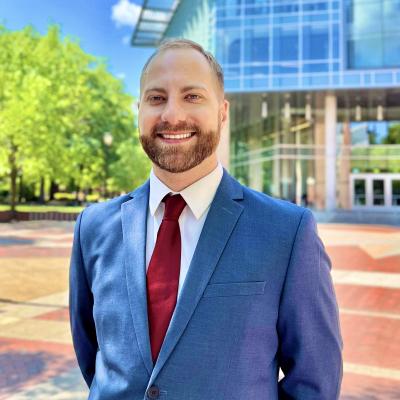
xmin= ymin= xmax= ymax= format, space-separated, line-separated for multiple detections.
xmin=109 ymin=137 xmax=151 ymax=193
xmin=384 ymin=123 xmax=400 ymax=145
xmin=0 ymin=25 xmax=148 ymax=211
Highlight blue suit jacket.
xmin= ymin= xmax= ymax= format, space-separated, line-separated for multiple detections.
xmin=69 ymin=170 xmax=342 ymax=400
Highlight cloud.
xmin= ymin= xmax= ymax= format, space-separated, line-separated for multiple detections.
xmin=116 ymin=73 xmax=126 ymax=80
xmin=112 ymin=0 xmax=141 ymax=28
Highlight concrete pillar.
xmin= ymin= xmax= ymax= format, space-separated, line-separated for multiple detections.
xmin=272 ymin=133 xmax=281 ymax=198
xmin=248 ymin=137 xmax=263 ymax=192
xmin=295 ymin=129 xmax=302 ymax=205
xmin=314 ymin=93 xmax=326 ymax=210
xmin=338 ymin=121 xmax=351 ymax=209
xmin=325 ymin=92 xmax=337 ymax=210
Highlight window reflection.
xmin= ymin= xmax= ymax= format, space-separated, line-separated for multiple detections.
xmin=354 ymin=179 xmax=366 ymax=206
xmin=273 ymin=27 xmax=298 ymax=61
xmin=217 ymin=30 xmax=241 ymax=64
xmin=392 ymin=180 xmax=400 ymax=206
xmin=373 ymin=180 xmax=385 ymax=205
xmin=349 ymin=121 xmax=400 ymax=145
xmin=244 ymin=28 xmax=268 ymax=62
xmin=303 ymin=25 xmax=330 ymax=60
xmin=346 ymin=0 xmax=400 ymax=68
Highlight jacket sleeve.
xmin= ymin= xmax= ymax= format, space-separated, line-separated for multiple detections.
xmin=69 ymin=210 xmax=98 ymax=388
xmin=277 ymin=209 xmax=343 ymax=399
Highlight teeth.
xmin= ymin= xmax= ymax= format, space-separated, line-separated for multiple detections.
xmin=161 ymin=133 xmax=193 ymax=139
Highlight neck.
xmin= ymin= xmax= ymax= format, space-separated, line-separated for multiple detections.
xmin=153 ymin=155 xmax=218 ymax=192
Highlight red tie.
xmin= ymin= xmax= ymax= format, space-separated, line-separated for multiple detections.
xmin=147 ymin=194 xmax=187 ymax=362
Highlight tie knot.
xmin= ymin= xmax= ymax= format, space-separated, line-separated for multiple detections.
xmin=163 ymin=194 xmax=186 ymax=221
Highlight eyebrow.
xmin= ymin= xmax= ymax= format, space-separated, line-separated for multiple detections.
xmin=143 ymin=85 xmax=209 ymax=96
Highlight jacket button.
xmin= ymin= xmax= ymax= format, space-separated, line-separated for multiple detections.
xmin=147 ymin=385 xmax=160 ymax=399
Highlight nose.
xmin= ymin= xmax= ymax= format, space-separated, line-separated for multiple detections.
xmin=160 ymin=98 xmax=186 ymax=126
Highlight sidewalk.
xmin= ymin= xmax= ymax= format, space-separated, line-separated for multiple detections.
xmin=0 ymin=221 xmax=399 ymax=399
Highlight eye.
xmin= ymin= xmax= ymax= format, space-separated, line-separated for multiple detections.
xmin=147 ymin=95 xmax=165 ymax=104
xmin=185 ymin=94 xmax=202 ymax=102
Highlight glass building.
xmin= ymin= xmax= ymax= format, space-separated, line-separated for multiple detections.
xmin=131 ymin=0 xmax=400 ymax=210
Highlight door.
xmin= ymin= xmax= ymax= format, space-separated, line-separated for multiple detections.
xmin=353 ymin=179 xmax=366 ymax=206
xmin=372 ymin=179 xmax=385 ymax=206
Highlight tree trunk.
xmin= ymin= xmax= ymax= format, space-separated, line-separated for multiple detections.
xmin=39 ymin=177 xmax=45 ymax=204
xmin=49 ymin=180 xmax=58 ymax=201
xmin=9 ymin=144 xmax=18 ymax=215
xmin=75 ymin=183 xmax=81 ymax=205
xmin=18 ymin=174 xmax=23 ymax=203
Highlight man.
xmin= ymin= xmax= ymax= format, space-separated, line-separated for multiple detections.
xmin=69 ymin=39 xmax=342 ymax=400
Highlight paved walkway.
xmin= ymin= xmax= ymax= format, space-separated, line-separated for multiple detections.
xmin=0 ymin=220 xmax=399 ymax=399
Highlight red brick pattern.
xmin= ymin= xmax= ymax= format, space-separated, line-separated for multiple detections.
xmin=340 ymin=313 xmax=400 ymax=370
xmin=323 ymin=224 xmax=400 ymax=399
xmin=0 ymin=247 xmax=72 ymax=258
xmin=336 ymin=285 xmax=400 ymax=314
xmin=341 ymin=373 xmax=400 ymax=400
xmin=34 ymin=307 xmax=70 ymax=322
xmin=0 ymin=338 xmax=76 ymax=399
xmin=0 ymin=222 xmax=399 ymax=399
xmin=327 ymin=246 xmax=400 ymax=273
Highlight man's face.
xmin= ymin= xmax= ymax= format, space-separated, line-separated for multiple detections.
xmin=138 ymin=48 xmax=228 ymax=173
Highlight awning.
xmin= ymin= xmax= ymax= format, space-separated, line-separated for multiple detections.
xmin=131 ymin=0 xmax=181 ymax=47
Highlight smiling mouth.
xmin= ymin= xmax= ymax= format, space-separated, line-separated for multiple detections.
xmin=157 ymin=132 xmax=196 ymax=140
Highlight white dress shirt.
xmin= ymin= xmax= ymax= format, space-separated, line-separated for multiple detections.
xmin=146 ymin=163 xmax=223 ymax=300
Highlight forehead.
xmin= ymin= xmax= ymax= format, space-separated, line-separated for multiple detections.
xmin=142 ymin=48 xmax=218 ymax=92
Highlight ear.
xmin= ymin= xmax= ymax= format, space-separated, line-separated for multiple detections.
xmin=220 ymin=99 xmax=229 ymax=126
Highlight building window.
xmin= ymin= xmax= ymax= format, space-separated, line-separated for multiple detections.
xmin=354 ymin=179 xmax=366 ymax=205
xmin=273 ymin=27 xmax=298 ymax=61
xmin=373 ymin=179 xmax=385 ymax=205
xmin=244 ymin=28 xmax=269 ymax=62
xmin=217 ymin=30 xmax=241 ymax=64
xmin=303 ymin=25 xmax=330 ymax=60
xmin=346 ymin=0 xmax=400 ymax=69
xmin=392 ymin=180 xmax=400 ymax=206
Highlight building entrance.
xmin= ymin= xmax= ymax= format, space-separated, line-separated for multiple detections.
xmin=350 ymin=174 xmax=400 ymax=208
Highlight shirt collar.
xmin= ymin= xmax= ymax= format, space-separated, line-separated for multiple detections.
xmin=149 ymin=162 xmax=223 ymax=220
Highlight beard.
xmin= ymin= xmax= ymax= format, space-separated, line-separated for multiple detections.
xmin=139 ymin=120 xmax=221 ymax=173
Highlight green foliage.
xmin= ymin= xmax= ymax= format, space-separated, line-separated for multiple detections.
xmin=0 ymin=204 xmax=84 ymax=213
xmin=384 ymin=124 xmax=400 ymax=145
xmin=109 ymin=136 xmax=152 ymax=193
xmin=351 ymin=144 xmax=400 ymax=173
xmin=0 ymin=24 xmax=149 ymax=208
xmin=54 ymin=192 xmax=76 ymax=201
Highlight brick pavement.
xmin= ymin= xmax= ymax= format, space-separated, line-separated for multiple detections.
xmin=0 ymin=220 xmax=399 ymax=399
xmin=0 ymin=222 xmax=87 ymax=400
xmin=319 ymin=224 xmax=400 ymax=399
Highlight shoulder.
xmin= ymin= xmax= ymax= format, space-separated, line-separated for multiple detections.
xmin=78 ymin=180 xmax=149 ymax=232
xmin=82 ymin=193 xmax=130 ymax=218
xmin=221 ymin=171 xmax=313 ymax=232
xmin=238 ymin=182 xmax=313 ymax=231
xmin=76 ymin=194 xmax=130 ymax=235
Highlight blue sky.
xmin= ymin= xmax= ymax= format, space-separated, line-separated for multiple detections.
xmin=0 ymin=0 xmax=155 ymax=98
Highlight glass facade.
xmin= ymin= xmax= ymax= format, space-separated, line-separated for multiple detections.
xmin=156 ymin=0 xmax=400 ymax=209
xmin=229 ymin=92 xmax=318 ymax=204
xmin=229 ymin=89 xmax=400 ymax=208
xmin=164 ymin=0 xmax=215 ymax=52
xmin=215 ymin=0 xmax=400 ymax=91
xmin=346 ymin=0 xmax=400 ymax=69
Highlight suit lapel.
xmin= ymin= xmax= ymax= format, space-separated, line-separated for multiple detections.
xmin=121 ymin=181 xmax=153 ymax=376
xmin=148 ymin=171 xmax=244 ymax=385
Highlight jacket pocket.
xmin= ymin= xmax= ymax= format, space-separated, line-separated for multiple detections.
xmin=202 ymin=281 xmax=266 ymax=297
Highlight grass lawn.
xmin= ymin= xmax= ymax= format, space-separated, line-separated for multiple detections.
xmin=0 ymin=204 xmax=84 ymax=213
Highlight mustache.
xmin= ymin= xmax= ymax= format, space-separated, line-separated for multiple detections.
xmin=151 ymin=121 xmax=200 ymax=135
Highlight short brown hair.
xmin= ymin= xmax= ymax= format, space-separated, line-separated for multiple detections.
xmin=140 ymin=38 xmax=224 ymax=95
